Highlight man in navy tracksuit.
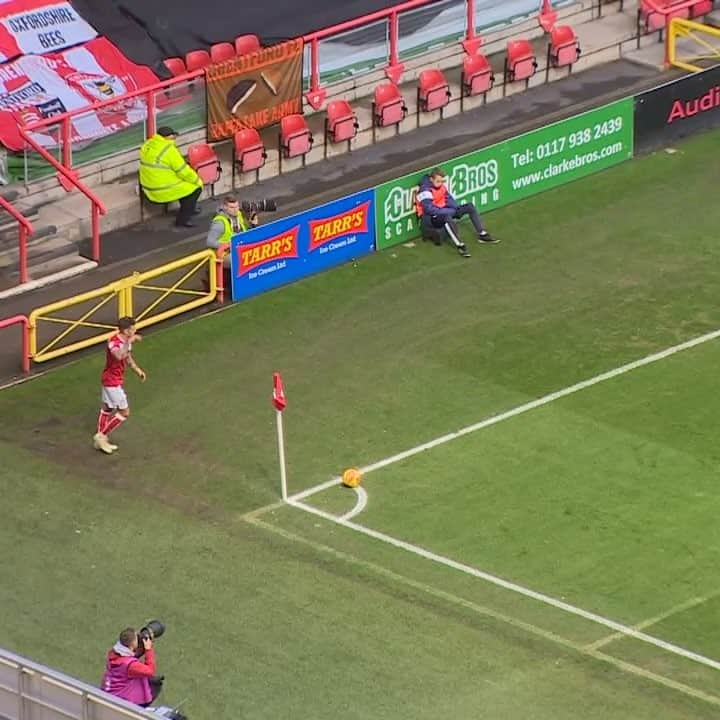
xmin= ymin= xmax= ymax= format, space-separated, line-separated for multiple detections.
xmin=416 ymin=167 xmax=498 ymax=257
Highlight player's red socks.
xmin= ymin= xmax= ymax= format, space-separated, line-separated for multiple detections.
xmin=98 ymin=409 xmax=113 ymax=434
xmin=103 ymin=413 xmax=127 ymax=437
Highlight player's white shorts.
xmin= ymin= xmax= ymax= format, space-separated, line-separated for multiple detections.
xmin=101 ymin=385 xmax=128 ymax=410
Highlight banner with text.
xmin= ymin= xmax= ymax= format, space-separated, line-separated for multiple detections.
xmin=634 ymin=64 xmax=720 ymax=152
xmin=231 ymin=189 xmax=375 ymax=302
xmin=0 ymin=36 xmax=157 ymax=151
xmin=374 ymin=97 xmax=634 ymax=249
xmin=206 ymin=38 xmax=303 ymax=142
xmin=0 ymin=0 xmax=97 ymax=61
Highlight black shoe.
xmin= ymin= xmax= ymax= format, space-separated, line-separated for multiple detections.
xmin=175 ymin=220 xmax=196 ymax=228
xmin=457 ymin=243 xmax=471 ymax=258
xmin=478 ymin=231 xmax=499 ymax=244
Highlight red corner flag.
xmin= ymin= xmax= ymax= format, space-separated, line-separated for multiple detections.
xmin=273 ymin=372 xmax=287 ymax=412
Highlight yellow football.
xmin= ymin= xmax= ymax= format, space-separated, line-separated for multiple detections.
xmin=342 ymin=468 xmax=362 ymax=488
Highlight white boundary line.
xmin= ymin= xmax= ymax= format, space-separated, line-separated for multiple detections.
xmin=288 ymin=326 xmax=720 ymax=505
xmin=340 ymin=486 xmax=368 ymax=521
xmin=247 ymin=514 xmax=720 ymax=708
xmin=287 ymin=497 xmax=720 ymax=673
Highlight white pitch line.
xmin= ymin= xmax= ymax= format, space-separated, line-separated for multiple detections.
xmin=359 ymin=327 xmax=720 ymax=476
xmin=286 ymin=326 xmax=720 ymax=504
xmin=340 ymin=486 xmax=368 ymax=521
xmin=287 ymin=498 xmax=720 ymax=674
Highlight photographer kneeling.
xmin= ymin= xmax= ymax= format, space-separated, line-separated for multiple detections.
xmin=206 ymin=195 xmax=259 ymax=268
xmin=101 ymin=627 xmax=162 ymax=707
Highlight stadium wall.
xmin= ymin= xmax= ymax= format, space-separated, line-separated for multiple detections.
xmin=7 ymin=65 xmax=720 ymax=372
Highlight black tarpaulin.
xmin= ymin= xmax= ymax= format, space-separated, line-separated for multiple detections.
xmin=69 ymin=0 xmax=442 ymax=75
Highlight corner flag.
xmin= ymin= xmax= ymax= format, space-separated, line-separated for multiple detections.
xmin=273 ymin=372 xmax=287 ymax=412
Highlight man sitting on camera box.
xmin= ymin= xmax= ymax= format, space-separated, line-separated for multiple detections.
xmin=206 ymin=195 xmax=260 ymax=268
xmin=101 ymin=626 xmax=162 ymax=706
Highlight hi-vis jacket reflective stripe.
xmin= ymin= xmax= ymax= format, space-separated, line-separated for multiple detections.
xmin=139 ymin=134 xmax=202 ymax=204
xmin=213 ymin=212 xmax=249 ymax=245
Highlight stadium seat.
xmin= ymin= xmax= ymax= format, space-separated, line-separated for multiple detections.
xmin=417 ymin=69 xmax=451 ymax=115
xmin=505 ymin=39 xmax=538 ymax=83
xmin=640 ymin=0 xmax=689 ymax=32
xmin=372 ymin=82 xmax=408 ymax=134
xmin=210 ymin=42 xmax=235 ymax=64
xmin=280 ymin=114 xmax=314 ymax=159
xmin=188 ymin=143 xmax=222 ymax=195
xmin=232 ymin=128 xmax=267 ymax=185
xmin=691 ymin=0 xmax=713 ymax=16
xmin=461 ymin=53 xmax=494 ymax=99
xmin=549 ymin=25 xmax=581 ymax=68
xmin=185 ymin=49 xmax=211 ymax=71
xmin=325 ymin=99 xmax=359 ymax=146
xmin=235 ymin=34 xmax=261 ymax=56
xmin=163 ymin=57 xmax=187 ymax=77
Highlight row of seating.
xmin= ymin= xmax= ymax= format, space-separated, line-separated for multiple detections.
xmin=164 ymin=34 xmax=262 ymax=76
xmin=176 ymin=27 xmax=582 ymax=192
xmin=640 ymin=0 xmax=713 ymax=32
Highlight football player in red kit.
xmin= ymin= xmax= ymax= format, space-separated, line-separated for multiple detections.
xmin=93 ymin=317 xmax=146 ymax=454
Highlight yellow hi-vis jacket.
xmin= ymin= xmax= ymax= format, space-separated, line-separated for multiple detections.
xmin=139 ymin=134 xmax=202 ymax=204
xmin=212 ymin=211 xmax=249 ymax=246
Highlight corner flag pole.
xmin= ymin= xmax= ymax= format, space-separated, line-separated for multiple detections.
xmin=272 ymin=372 xmax=288 ymax=501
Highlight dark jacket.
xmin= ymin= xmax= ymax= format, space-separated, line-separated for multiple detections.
xmin=416 ymin=174 xmax=458 ymax=217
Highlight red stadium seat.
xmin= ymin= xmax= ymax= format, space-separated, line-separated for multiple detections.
xmin=372 ymin=82 xmax=408 ymax=128
xmin=691 ymin=0 xmax=713 ymax=16
xmin=461 ymin=53 xmax=494 ymax=97
xmin=549 ymin=25 xmax=581 ymax=68
xmin=280 ymin=114 xmax=313 ymax=158
xmin=235 ymin=34 xmax=261 ymax=56
xmin=185 ymin=49 xmax=211 ymax=71
xmin=505 ymin=39 xmax=538 ymax=82
xmin=210 ymin=42 xmax=235 ymax=64
xmin=163 ymin=57 xmax=186 ymax=77
xmin=326 ymin=99 xmax=359 ymax=143
xmin=640 ymin=0 xmax=689 ymax=32
xmin=417 ymin=69 xmax=451 ymax=113
xmin=233 ymin=128 xmax=267 ymax=184
xmin=188 ymin=143 xmax=221 ymax=194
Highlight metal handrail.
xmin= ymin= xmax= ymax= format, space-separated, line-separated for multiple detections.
xmin=0 ymin=195 xmax=34 ymax=283
xmin=18 ymin=126 xmax=107 ymax=263
xmin=0 ymin=314 xmax=30 ymax=373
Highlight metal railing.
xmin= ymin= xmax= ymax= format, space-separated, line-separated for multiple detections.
xmin=0 ymin=646 xmax=154 ymax=720
xmin=0 ymin=196 xmax=34 ymax=284
xmin=636 ymin=0 xmax=714 ymax=63
xmin=17 ymin=126 xmax=107 ymax=264
xmin=0 ymin=314 xmax=30 ymax=373
xmin=29 ymin=249 xmax=217 ymax=363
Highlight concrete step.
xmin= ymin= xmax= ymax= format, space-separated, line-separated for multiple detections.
xmin=0 ymin=226 xmax=65 ymax=269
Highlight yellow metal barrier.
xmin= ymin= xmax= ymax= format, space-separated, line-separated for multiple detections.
xmin=668 ymin=18 xmax=720 ymax=72
xmin=30 ymin=250 xmax=217 ymax=363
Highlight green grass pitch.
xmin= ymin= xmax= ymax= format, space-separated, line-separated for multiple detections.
xmin=2 ymin=127 xmax=720 ymax=719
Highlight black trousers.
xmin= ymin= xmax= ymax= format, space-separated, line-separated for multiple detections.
xmin=176 ymin=187 xmax=202 ymax=225
xmin=452 ymin=203 xmax=485 ymax=234
xmin=421 ymin=203 xmax=485 ymax=238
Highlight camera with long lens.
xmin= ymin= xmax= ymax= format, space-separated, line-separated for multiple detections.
xmin=241 ymin=199 xmax=277 ymax=214
xmin=136 ymin=619 xmax=165 ymax=655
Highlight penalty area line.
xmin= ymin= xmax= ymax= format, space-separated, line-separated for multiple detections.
xmin=287 ymin=497 xmax=720 ymax=675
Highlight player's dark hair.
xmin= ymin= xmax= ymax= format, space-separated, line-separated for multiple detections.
xmin=117 ymin=316 xmax=135 ymax=331
xmin=429 ymin=167 xmax=446 ymax=179
xmin=224 ymin=195 xmax=239 ymax=205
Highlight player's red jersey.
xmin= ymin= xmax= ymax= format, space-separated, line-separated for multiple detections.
xmin=101 ymin=333 xmax=130 ymax=387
